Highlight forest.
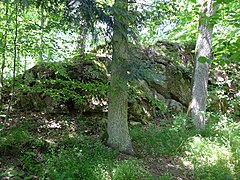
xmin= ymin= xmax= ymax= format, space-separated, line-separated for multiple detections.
xmin=0 ymin=0 xmax=239 ymax=179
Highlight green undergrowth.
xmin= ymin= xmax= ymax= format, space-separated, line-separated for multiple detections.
xmin=187 ymin=113 xmax=240 ymax=179
xmin=131 ymin=114 xmax=197 ymax=156
xmin=0 ymin=115 xmax=153 ymax=179
xmin=0 ymin=112 xmax=240 ymax=179
xmin=1 ymin=133 xmax=152 ymax=179
xmin=42 ymin=137 xmax=151 ymax=179
xmin=131 ymin=113 xmax=240 ymax=179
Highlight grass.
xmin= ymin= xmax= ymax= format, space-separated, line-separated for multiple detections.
xmin=0 ymin=113 xmax=153 ymax=179
xmin=42 ymin=139 xmax=148 ymax=179
xmin=131 ymin=114 xmax=196 ymax=156
xmin=0 ymin=112 xmax=240 ymax=179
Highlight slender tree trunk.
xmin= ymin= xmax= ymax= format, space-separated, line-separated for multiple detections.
xmin=39 ymin=3 xmax=45 ymax=62
xmin=0 ymin=2 xmax=9 ymax=108
xmin=190 ymin=0 xmax=216 ymax=130
xmin=77 ymin=21 xmax=87 ymax=56
xmin=107 ymin=0 xmax=134 ymax=155
xmin=5 ymin=2 xmax=18 ymax=121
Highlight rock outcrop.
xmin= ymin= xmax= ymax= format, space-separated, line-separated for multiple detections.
xmin=14 ymin=41 xmax=194 ymax=123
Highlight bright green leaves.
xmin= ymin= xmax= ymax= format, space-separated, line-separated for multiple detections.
xmin=166 ymin=0 xmax=239 ymax=68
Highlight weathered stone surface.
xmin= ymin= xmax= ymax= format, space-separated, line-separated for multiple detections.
xmin=125 ymin=42 xmax=193 ymax=122
xmin=167 ymin=99 xmax=186 ymax=112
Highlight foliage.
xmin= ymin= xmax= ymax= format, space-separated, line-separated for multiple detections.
xmin=182 ymin=113 xmax=240 ymax=179
xmin=0 ymin=115 xmax=151 ymax=179
xmin=0 ymin=126 xmax=33 ymax=154
xmin=14 ymin=56 xmax=109 ymax=110
xmin=136 ymin=0 xmax=179 ymax=44
xmin=0 ymin=0 xmax=240 ymax=179
xmin=131 ymin=114 xmax=196 ymax=156
xmin=166 ymin=0 xmax=239 ymax=66
xmin=41 ymin=138 xmax=151 ymax=179
xmin=1 ymin=112 xmax=240 ymax=179
xmin=208 ymin=63 xmax=240 ymax=116
xmin=0 ymin=0 xmax=76 ymax=83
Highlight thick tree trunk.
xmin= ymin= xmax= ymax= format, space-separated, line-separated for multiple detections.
xmin=107 ymin=0 xmax=134 ymax=154
xmin=190 ymin=0 xmax=215 ymax=130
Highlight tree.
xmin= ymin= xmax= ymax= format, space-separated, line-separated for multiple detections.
xmin=189 ymin=0 xmax=217 ymax=130
xmin=0 ymin=1 xmax=9 ymax=107
xmin=5 ymin=1 xmax=19 ymax=121
xmin=76 ymin=20 xmax=87 ymax=55
xmin=39 ymin=1 xmax=46 ymax=62
xmin=107 ymin=0 xmax=134 ymax=154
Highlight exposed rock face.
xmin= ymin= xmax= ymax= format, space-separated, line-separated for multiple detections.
xmin=125 ymin=42 xmax=193 ymax=122
xmin=14 ymin=42 xmax=194 ymax=123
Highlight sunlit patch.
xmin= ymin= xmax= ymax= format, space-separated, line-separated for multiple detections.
xmin=95 ymin=164 xmax=111 ymax=179
xmin=47 ymin=120 xmax=62 ymax=129
xmin=142 ymin=106 xmax=151 ymax=117
xmin=185 ymin=135 xmax=232 ymax=167
xmin=191 ymin=98 xmax=199 ymax=109
xmin=39 ymin=119 xmax=62 ymax=129
xmin=180 ymin=158 xmax=194 ymax=170
xmin=45 ymin=139 xmax=56 ymax=145
xmin=89 ymin=97 xmax=108 ymax=111
xmin=211 ymin=114 xmax=240 ymax=132
xmin=236 ymin=91 xmax=240 ymax=97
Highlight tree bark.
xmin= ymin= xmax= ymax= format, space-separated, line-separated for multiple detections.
xmin=190 ymin=0 xmax=216 ymax=130
xmin=107 ymin=0 xmax=134 ymax=155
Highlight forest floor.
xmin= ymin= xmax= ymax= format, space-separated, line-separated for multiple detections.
xmin=0 ymin=111 xmax=239 ymax=179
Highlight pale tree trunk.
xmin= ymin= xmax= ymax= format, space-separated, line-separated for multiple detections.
xmin=190 ymin=0 xmax=216 ymax=130
xmin=107 ymin=0 xmax=134 ymax=155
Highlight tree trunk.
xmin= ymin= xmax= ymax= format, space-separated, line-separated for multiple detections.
xmin=0 ymin=2 xmax=9 ymax=107
xmin=107 ymin=0 xmax=134 ymax=155
xmin=39 ymin=3 xmax=45 ymax=62
xmin=77 ymin=21 xmax=87 ymax=56
xmin=5 ymin=2 xmax=18 ymax=121
xmin=190 ymin=0 xmax=216 ymax=130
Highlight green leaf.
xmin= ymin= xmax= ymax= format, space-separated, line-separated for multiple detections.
xmin=198 ymin=56 xmax=207 ymax=63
